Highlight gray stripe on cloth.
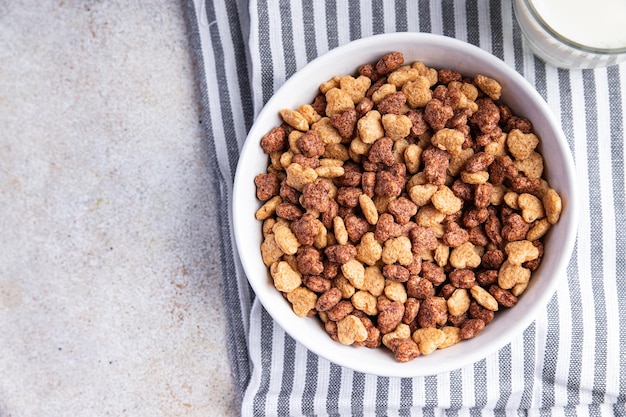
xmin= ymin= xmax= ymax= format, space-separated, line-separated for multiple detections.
xmin=372 ymin=0 xmax=384 ymax=35
xmin=566 ymin=239 xmax=583 ymax=410
xmin=351 ymin=372 xmax=366 ymax=416
xmin=495 ymin=346 xmax=512 ymax=413
xmin=349 ymin=1 xmax=361 ymax=40
xmin=375 ymin=376 xmax=389 ymax=415
xmin=582 ymin=68 xmax=609 ymax=406
xmin=425 ymin=374 xmax=438 ymax=410
xmin=509 ymin=0 xmax=525 ymax=75
xmin=607 ymin=65 xmax=626 ymax=414
xmin=277 ymin=334 xmax=296 ymax=416
xmin=607 ymin=65 xmax=626 ymax=410
xmin=302 ymin=0 xmax=318 ymax=62
xmin=489 ymin=0 xmax=503 ymax=60
xmin=465 ymin=0 xmax=479 ymax=46
xmin=418 ymin=0 xmax=431 ymax=32
xmin=534 ymin=58 xmax=547 ymax=99
xmin=325 ymin=1 xmax=339 ymax=51
xmin=257 ymin=0 xmax=274 ymax=104
xmin=520 ymin=323 xmax=536 ymax=409
xmin=399 ymin=377 xmax=412 ymax=416
xmin=449 ymin=368 xmax=464 ymax=415
xmin=442 ymin=1 xmax=455 ymax=38
xmin=327 ymin=362 xmax=342 ymax=417
xmin=301 ymin=350 xmax=318 ymax=415
xmin=555 ymin=68 xmax=586 ymax=411
xmin=395 ymin=1 xmax=407 ymax=32
xmin=541 ymin=293 xmax=560 ymax=409
xmin=279 ymin=0 xmax=297 ymax=78
xmin=471 ymin=360 xmax=487 ymax=416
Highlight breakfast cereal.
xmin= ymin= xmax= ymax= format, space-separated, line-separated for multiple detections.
xmin=253 ymin=52 xmax=564 ymax=362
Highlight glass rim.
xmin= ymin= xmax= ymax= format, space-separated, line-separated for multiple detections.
xmin=524 ymin=0 xmax=626 ymax=55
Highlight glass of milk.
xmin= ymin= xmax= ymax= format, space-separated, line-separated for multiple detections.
xmin=513 ymin=0 xmax=626 ymax=69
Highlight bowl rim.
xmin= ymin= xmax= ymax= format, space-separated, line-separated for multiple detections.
xmin=233 ymin=32 xmax=579 ymax=377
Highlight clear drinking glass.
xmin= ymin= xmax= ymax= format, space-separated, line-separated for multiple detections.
xmin=513 ymin=0 xmax=626 ymax=69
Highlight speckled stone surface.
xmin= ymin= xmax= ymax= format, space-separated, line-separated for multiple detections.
xmin=0 ymin=2 xmax=238 ymax=416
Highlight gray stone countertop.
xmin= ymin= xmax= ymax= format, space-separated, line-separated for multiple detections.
xmin=0 ymin=2 xmax=238 ymax=416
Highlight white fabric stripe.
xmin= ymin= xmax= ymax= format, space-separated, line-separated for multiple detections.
xmin=554 ymin=290 xmax=573 ymax=409
xmin=288 ymin=1 xmax=310 ymax=73
xmin=584 ymin=67 xmax=610 ymax=409
xmin=363 ymin=373 xmax=379 ymax=415
xmin=569 ymin=69 xmax=595 ymax=409
xmin=520 ymin=37 xmax=536 ymax=82
xmin=484 ymin=355 xmax=501 ymax=411
xmin=545 ymin=57 xmax=563 ymax=125
xmin=313 ymin=357 xmax=330 ymax=416
xmin=338 ymin=367 xmax=354 ymax=414
xmin=386 ymin=377 xmax=402 ymax=416
xmin=313 ymin=2 xmax=329 ymax=57
xmin=595 ymin=68 xmax=621 ymax=404
xmin=584 ymin=68 xmax=609 ymax=408
xmin=386 ymin=406 xmax=400 ymax=417
xmin=405 ymin=1 xmax=419 ymax=33
xmin=453 ymin=0 xmax=468 ymax=41
xmin=552 ymin=67 xmax=577 ymax=411
xmin=461 ymin=362 xmax=475 ymax=408
xmin=542 ymin=62 xmax=565 ymax=408
xmin=532 ymin=305 xmax=548 ymax=407
xmin=358 ymin=0 xmax=373 ymax=39
xmin=410 ymin=376 xmax=425 ymax=410
xmin=336 ymin=1 xmax=351 ymax=45
xmin=428 ymin=1 xmax=443 ymax=35
xmin=506 ymin=334 xmax=526 ymax=410
xmin=476 ymin=0 xmax=492 ymax=52
xmin=436 ymin=371 xmax=451 ymax=409
xmin=382 ymin=0 xmax=395 ymax=33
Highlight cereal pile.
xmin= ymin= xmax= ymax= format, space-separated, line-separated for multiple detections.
xmin=253 ymin=52 xmax=562 ymax=362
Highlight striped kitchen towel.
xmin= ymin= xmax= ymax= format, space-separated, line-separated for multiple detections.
xmin=183 ymin=0 xmax=626 ymax=415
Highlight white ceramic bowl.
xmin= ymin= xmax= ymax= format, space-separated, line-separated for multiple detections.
xmin=233 ymin=33 xmax=578 ymax=377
